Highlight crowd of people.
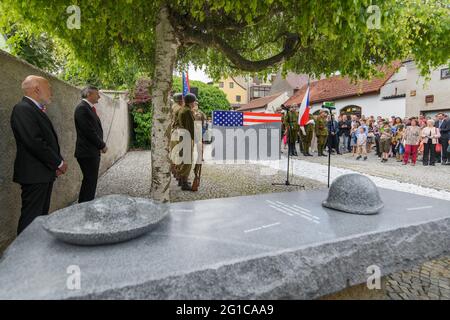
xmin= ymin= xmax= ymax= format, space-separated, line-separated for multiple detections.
xmin=282 ymin=107 xmax=450 ymax=166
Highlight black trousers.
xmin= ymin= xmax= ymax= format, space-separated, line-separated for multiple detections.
xmin=77 ymin=156 xmax=100 ymax=203
xmin=438 ymin=137 xmax=449 ymax=163
xmin=18 ymin=182 xmax=54 ymax=234
xmin=423 ymin=141 xmax=436 ymax=165
xmin=327 ymin=134 xmax=339 ymax=152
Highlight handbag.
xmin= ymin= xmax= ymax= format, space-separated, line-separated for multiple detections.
xmin=283 ymin=134 xmax=287 ymax=145
xmin=436 ymin=143 xmax=442 ymax=153
xmin=447 ymin=144 xmax=450 ymax=153
xmin=418 ymin=141 xmax=424 ymax=154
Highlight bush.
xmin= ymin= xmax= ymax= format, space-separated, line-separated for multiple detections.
xmin=129 ymin=77 xmax=152 ymax=149
xmin=131 ymin=104 xmax=152 ymax=149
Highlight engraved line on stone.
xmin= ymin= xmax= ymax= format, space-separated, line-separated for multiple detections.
xmin=273 ymin=202 xmax=320 ymax=221
xmin=269 ymin=205 xmax=294 ymax=216
xmin=406 ymin=206 xmax=433 ymax=211
xmin=270 ymin=204 xmax=319 ymax=223
xmin=244 ymin=222 xmax=281 ymax=233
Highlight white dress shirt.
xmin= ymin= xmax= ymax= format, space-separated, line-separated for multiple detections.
xmin=82 ymin=99 xmax=95 ymax=109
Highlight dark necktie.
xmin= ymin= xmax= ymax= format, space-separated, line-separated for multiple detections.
xmin=92 ymin=106 xmax=97 ymax=115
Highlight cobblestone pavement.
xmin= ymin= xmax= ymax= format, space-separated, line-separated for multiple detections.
xmin=97 ymin=151 xmax=449 ymax=300
xmin=97 ymin=151 xmax=324 ymax=201
xmin=385 ymin=258 xmax=450 ymax=300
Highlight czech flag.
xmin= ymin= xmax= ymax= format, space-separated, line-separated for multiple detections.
xmin=298 ymin=86 xmax=310 ymax=126
xmin=182 ymin=71 xmax=190 ymax=96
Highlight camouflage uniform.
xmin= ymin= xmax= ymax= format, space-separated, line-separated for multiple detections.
xmin=315 ymin=116 xmax=328 ymax=156
xmin=193 ymin=109 xmax=206 ymax=178
xmin=170 ymin=102 xmax=183 ymax=175
xmin=177 ymin=105 xmax=195 ymax=179
xmin=299 ymin=117 xmax=315 ymax=156
xmin=283 ymin=110 xmax=299 ymax=156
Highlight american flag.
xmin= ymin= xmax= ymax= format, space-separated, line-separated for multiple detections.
xmin=182 ymin=71 xmax=190 ymax=96
xmin=213 ymin=111 xmax=282 ymax=126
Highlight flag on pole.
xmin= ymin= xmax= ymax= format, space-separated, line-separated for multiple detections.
xmin=182 ymin=71 xmax=190 ymax=96
xmin=212 ymin=111 xmax=281 ymax=127
xmin=298 ymin=86 xmax=311 ymax=126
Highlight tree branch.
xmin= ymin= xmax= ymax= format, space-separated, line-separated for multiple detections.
xmin=181 ymin=29 xmax=300 ymax=72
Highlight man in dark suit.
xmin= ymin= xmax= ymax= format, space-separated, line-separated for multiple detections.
xmin=10 ymin=75 xmax=68 ymax=234
xmin=327 ymin=114 xmax=340 ymax=154
xmin=74 ymin=86 xmax=107 ymax=203
xmin=435 ymin=113 xmax=450 ymax=165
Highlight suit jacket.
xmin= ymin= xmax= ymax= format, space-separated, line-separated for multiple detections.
xmin=74 ymin=100 xmax=105 ymax=158
xmin=327 ymin=120 xmax=339 ymax=135
xmin=10 ymin=97 xmax=63 ymax=184
xmin=435 ymin=119 xmax=450 ymax=139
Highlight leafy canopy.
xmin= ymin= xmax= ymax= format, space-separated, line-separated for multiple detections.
xmin=0 ymin=0 xmax=448 ymax=81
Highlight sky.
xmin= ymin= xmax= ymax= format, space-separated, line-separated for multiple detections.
xmin=175 ymin=64 xmax=213 ymax=83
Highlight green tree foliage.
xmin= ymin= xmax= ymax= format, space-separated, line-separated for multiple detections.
xmin=172 ymin=77 xmax=230 ymax=117
xmin=2 ymin=0 xmax=447 ymax=80
xmin=0 ymin=24 xmax=64 ymax=73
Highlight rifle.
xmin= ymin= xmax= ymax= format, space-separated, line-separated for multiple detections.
xmin=192 ymin=141 xmax=204 ymax=192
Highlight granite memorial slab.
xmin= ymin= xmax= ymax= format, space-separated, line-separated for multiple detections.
xmin=0 ymin=188 xmax=448 ymax=299
xmin=43 ymin=195 xmax=169 ymax=246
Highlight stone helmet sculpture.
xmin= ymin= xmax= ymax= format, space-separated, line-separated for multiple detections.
xmin=322 ymin=174 xmax=384 ymax=215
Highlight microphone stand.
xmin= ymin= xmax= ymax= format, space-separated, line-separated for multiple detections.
xmin=273 ymin=122 xmax=304 ymax=188
xmin=326 ymin=111 xmax=336 ymax=188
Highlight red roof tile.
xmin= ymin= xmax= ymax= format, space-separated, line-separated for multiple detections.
xmin=236 ymin=93 xmax=282 ymax=112
xmin=284 ymin=62 xmax=401 ymax=106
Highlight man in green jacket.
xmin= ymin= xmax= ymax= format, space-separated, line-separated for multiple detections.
xmin=283 ymin=105 xmax=299 ymax=156
xmin=170 ymin=93 xmax=184 ymax=179
xmin=315 ymin=111 xmax=329 ymax=156
xmin=299 ymin=115 xmax=315 ymax=156
xmin=177 ymin=93 xmax=196 ymax=191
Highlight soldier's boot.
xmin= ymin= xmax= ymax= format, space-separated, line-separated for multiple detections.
xmin=291 ymin=143 xmax=298 ymax=156
xmin=181 ymin=178 xmax=192 ymax=191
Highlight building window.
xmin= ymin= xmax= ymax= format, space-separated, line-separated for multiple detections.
xmin=236 ymin=95 xmax=241 ymax=102
xmin=250 ymin=86 xmax=271 ymax=100
xmin=441 ymin=68 xmax=450 ymax=80
xmin=229 ymin=82 xmax=234 ymax=88
xmin=219 ymin=82 xmax=224 ymax=88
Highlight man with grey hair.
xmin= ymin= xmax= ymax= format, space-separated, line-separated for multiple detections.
xmin=74 ymin=85 xmax=107 ymax=203
xmin=10 ymin=75 xmax=67 ymax=234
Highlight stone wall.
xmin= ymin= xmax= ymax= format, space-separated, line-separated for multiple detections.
xmin=0 ymin=50 xmax=130 ymax=253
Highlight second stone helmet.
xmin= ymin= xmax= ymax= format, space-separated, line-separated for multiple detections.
xmin=322 ymin=173 xmax=384 ymax=215
xmin=184 ymin=93 xmax=197 ymax=104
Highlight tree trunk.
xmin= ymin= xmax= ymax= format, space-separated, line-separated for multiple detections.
xmin=151 ymin=6 xmax=179 ymax=203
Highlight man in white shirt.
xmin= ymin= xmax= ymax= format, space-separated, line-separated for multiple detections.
xmin=10 ymin=75 xmax=67 ymax=234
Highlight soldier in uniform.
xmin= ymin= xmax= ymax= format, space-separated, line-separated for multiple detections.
xmin=177 ymin=93 xmax=196 ymax=191
xmin=170 ymin=93 xmax=184 ymax=181
xmin=315 ymin=111 xmax=329 ymax=156
xmin=192 ymin=101 xmax=206 ymax=189
xmin=299 ymin=115 xmax=315 ymax=156
xmin=283 ymin=105 xmax=299 ymax=156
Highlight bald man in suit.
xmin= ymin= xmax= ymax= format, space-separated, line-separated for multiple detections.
xmin=10 ymin=75 xmax=68 ymax=234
